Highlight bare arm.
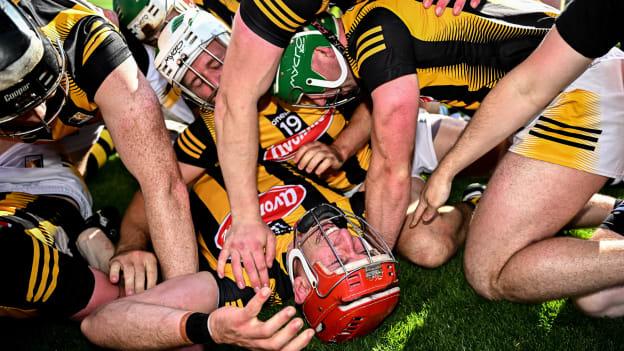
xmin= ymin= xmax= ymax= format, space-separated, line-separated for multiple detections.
xmin=113 ymin=161 xmax=206 ymax=294
xmin=332 ymin=101 xmax=373 ymax=161
xmin=214 ymin=12 xmax=284 ymax=290
xmin=366 ymin=75 xmax=419 ymax=248
xmin=95 ymin=57 xmax=197 ymax=279
xmin=81 ymin=275 xmax=314 ymax=351
xmin=414 ymin=27 xmax=593 ymax=222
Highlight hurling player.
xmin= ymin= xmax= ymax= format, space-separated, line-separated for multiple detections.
xmin=0 ymin=0 xmax=195 ymax=279
xmin=415 ymin=0 xmax=624 ymax=311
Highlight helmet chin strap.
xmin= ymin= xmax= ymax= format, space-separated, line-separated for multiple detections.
xmin=305 ymin=45 xmax=349 ymax=89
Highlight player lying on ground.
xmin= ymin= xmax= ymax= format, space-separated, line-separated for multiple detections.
xmin=82 ymin=204 xmax=399 ymax=349
xmin=0 ymin=142 xmax=133 ymax=320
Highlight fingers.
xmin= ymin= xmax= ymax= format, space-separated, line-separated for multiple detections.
xmin=217 ymin=248 xmax=229 ymax=279
xmin=410 ymin=197 xmax=427 ymax=228
xmin=145 ymin=257 xmax=158 ymax=289
xmin=257 ymin=317 xmax=305 ymax=351
xmin=470 ymin=0 xmax=481 ymax=8
xmin=122 ymin=264 xmax=136 ymax=296
xmin=242 ymin=250 xmax=262 ymax=290
xmin=315 ymin=158 xmax=334 ymax=176
xmin=251 ymin=250 xmax=269 ymax=289
xmin=230 ymin=251 xmax=246 ymax=289
xmin=244 ymin=287 xmax=271 ymax=318
xmin=109 ymin=260 xmax=121 ymax=284
xmin=434 ymin=0 xmax=450 ymax=16
xmin=134 ymin=264 xmax=146 ymax=294
xmin=422 ymin=205 xmax=439 ymax=223
xmin=423 ymin=0 xmax=433 ymax=8
xmin=261 ymin=306 xmax=303 ymax=338
xmin=265 ymin=233 xmax=276 ymax=269
xmin=280 ymin=328 xmax=315 ymax=351
xmin=293 ymin=143 xmax=311 ymax=164
xmin=452 ymin=0 xmax=465 ymax=15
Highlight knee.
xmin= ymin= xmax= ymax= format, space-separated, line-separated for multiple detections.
xmin=398 ymin=218 xmax=459 ymax=269
xmin=463 ymin=249 xmax=504 ymax=301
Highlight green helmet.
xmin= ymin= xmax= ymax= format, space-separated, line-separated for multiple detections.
xmin=273 ymin=14 xmax=354 ymax=107
xmin=113 ymin=0 xmax=190 ymax=42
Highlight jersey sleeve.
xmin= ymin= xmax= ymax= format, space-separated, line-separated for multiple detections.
xmin=173 ymin=112 xmax=220 ymax=170
xmin=348 ymin=8 xmax=416 ymax=93
xmin=239 ymin=0 xmax=327 ymax=47
xmin=556 ymin=0 xmax=622 ymax=59
xmin=71 ymin=16 xmax=132 ymax=100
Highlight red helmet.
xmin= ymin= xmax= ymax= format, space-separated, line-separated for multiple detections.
xmin=287 ymin=204 xmax=400 ymax=343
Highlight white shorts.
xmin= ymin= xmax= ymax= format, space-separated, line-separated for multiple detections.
xmin=511 ymin=47 xmax=624 ymax=179
xmin=411 ymin=110 xmax=444 ymax=177
xmin=0 ymin=143 xmax=93 ymax=219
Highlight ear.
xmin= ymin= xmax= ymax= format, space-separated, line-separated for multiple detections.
xmin=293 ymin=276 xmax=312 ymax=304
xmin=314 ymin=46 xmax=336 ymax=59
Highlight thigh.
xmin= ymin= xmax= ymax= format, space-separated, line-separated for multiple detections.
xmin=465 ymin=152 xmax=607 ymax=276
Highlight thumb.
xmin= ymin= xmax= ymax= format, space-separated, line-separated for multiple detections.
xmin=244 ymin=287 xmax=271 ymax=318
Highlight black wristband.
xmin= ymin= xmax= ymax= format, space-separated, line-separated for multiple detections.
xmin=185 ymin=312 xmax=217 ymax=346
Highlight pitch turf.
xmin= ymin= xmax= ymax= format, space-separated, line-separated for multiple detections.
xmin=1 ymin=155 xmax=623 ymax=350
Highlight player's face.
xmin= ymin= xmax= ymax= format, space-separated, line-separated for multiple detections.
xmin=307 ymin=47 xmax=358 ymax=106
xmin=300 ymin=223 xmax=369 ymax=272
xmin=181 ymin=39 xmax=227 ymax=105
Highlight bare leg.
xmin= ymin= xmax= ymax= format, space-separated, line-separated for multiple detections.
xmin=70 ymin=267 xmax=120 ymax=321
xmin=566 ymin=193 xmax=616 ymax=229
xmin=398 ymin=177 xmax=468 ymax=268
xmin=574 ymin=228 xmax=624 ymax=317
xmin=464 ymin=153 xmax=624 ymax=302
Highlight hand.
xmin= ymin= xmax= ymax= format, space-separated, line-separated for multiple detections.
xmin=411 ymin=170 xmax=454 ymax=226
xmin=217 ymin=220 xmax=276 ymax=291
xmin=422 ymin=0 xmax=481 ymax=16
xmin=293 ymin=141 xmax=344 ymax=176
xmin=109 ymin=249 xmax=158 ymax=296
xmin=209 ymin=287 xmax=315 ymax=351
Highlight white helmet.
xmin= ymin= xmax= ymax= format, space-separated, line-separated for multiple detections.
xmin=113 ymin=0 xmax=191 ymax=42
xmin=155 ymin=8 xmax=230 ymax=110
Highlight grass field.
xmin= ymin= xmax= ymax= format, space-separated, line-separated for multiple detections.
xmin=1 ymin=155 xmax=623 ymax=350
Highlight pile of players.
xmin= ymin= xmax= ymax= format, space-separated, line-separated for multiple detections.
xmin=1 ymin=0 xmax=623 ymax=349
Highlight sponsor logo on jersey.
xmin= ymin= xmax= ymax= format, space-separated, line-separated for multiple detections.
xmin=263 ymin=109 xmax=334 ymax=162
xmin=215 ymin=185 xmax=307 ymax=248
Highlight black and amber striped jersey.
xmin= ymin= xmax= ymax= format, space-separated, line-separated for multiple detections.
xmin=239 ymin=0 xmax=361 ymax=47
xmin=0 ymin=192 xmax=94 ymax=318
xmin=556 ymin=0 xmax=623 ymax=59
xmin=194 ymin=0 xmax=239 ymax=26
xmin=184 ymin=160 xmax=365 ymax=307
xmin=342 ymin=0 xmax=557 ymax=111
xmin=15 ymin=0 xmax=131 ymax=140
xmin=175 ymin=97 xmax=370 ymax=194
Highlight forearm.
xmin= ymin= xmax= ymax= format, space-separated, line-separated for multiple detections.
xmin=142 ymin=178 xmax=197 ymax=278
xmin=81 ymin=300 xmax=194 ymax=350
xmin=365 ymin=160 xmax=411 ymax=248
xmin=215 ymin=100 xmax=262 ymax=221
xmin=332 ymin=101 xmax=373 ymax=161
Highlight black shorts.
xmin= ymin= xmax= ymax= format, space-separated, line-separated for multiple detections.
xmin=0 ymin=218 xmax=95 ymax=318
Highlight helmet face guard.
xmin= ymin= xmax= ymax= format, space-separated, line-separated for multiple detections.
xmin=273 ymin=15 xmax=358 ymax=108
xmin=0 ymin=0 xmax=68 ymax=141
xmin=287 ymin=204 xmax=400 ymax=343
xmin=155 ymin=8 xmax=229 ymax=110
xmin=114 ymin=0 xmax=191 ymax=42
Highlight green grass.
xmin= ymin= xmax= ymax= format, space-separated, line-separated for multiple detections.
xmin=1 ymin=156 xmax=623 ymax=350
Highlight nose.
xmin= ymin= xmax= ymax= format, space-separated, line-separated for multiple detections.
xmin=332 ymin=228 xmax=365 ymax=263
